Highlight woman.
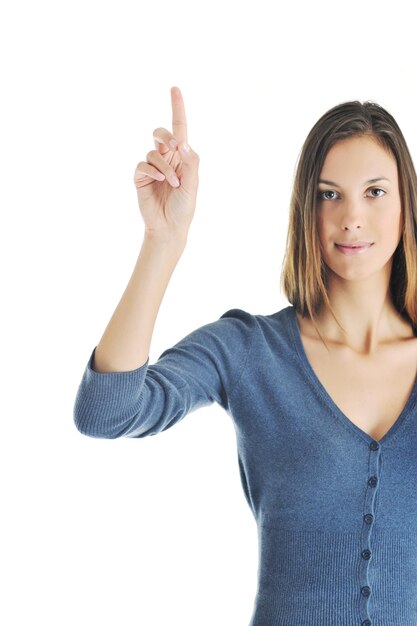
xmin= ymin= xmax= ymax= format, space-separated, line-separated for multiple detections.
xmin=74 ymin=87 xmax=417 ymax=625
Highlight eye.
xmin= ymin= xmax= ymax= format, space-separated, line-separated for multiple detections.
xmin=317 ymin=190 xmax=339 ymax=201
xmin=368 ymin=187 xmax=386 ymax=198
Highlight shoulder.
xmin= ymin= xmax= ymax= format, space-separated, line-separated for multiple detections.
xmin=217 ymin=304 xmax=296 ymax=348
xmin=219 ymin=305 xmax=295 ymax=326
xmin=219 ymin=304 xmax=294 ymax=326
xmin=216 ymin=306 xmax=302 ymax=393
xmin=164 ymin=305 xmax=297 ymax=361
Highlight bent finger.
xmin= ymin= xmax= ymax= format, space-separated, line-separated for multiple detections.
xmin=146 ymin=150 xmax=181 ymax=187
xmin=153 ymin=127 xmax=178 ymax=154
xmin=134 ymin=161 xmax=166 ymax=184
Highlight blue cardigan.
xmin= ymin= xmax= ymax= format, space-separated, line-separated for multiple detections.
xmin=73 ymin=305 xmax=417 ymax=626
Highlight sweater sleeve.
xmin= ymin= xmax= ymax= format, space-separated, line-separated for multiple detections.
xmin=73 ymin=308 xmax=255 ymax=439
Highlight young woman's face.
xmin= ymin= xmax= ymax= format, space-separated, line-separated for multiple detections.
xmin=316 ymin=135 xmax=402 ymax=283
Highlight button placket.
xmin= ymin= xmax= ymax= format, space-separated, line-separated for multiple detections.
xmin=358 ymin=440 xmax=381 ymax=626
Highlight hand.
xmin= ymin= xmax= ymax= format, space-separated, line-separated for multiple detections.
xmin=133 ymin=86 xmax=200 ymax=240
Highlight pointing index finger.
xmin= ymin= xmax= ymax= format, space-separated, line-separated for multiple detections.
xmin=171 ymin=86 xmax=188 ymax=145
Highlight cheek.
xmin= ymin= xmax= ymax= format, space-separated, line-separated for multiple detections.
xmin=381 ymin=208 xmax=402 ymax=241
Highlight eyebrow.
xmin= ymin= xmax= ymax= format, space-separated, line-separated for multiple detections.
xmin=317 ymin=177 xmax=391 ymax=187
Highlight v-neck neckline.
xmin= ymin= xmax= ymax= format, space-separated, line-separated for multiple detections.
xmin=286 ymin=305 xmax=417 ymax=446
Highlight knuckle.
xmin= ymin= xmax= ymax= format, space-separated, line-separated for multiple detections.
xmin=134 ymin=161 xmax=147 ymax=173
xmin=153 ymin=127 xmax=169 ymax=139
xmin=146 ymin=149 xmax=158 ymax=161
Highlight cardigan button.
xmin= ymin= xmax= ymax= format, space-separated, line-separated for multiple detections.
xmin=361 ymin=585 xmax=371 ymax=597
xmin=370 ymin=441 xmax=379 ymax=451
xmin=362 ymin=549 xmax=371 ymax=560
xmin=362 ymin=620 xmax=372 ymax=626
xmin=364 ymin=514 xmax=374 ymax=524
xmin=368 ymin=476 xmax=378 ymax=487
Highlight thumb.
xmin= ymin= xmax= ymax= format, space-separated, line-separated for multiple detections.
xmin=178 ymin=142 xmax=199 ymax=190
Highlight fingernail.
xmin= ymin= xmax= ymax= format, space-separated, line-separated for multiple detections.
xmin=171 ymin=175 xmax=180 ymax=187
xmin=180 ymin=142 xmax=190 ymax=153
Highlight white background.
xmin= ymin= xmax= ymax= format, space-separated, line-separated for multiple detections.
xmin=2 ymin=0 xmax=417 ymax=624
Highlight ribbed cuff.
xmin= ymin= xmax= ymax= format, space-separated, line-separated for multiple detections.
xmin=73 ymin=347 xmax=149 ymax=437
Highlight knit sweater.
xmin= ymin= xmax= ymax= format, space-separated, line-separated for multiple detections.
xmin=73 ymin=305 xmax=417 ymax=626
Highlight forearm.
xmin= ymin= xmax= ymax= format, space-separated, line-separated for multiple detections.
xmin=92 ymin=232 xmax=187 ymax=373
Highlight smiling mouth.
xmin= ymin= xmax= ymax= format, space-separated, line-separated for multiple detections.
xmin=335 ymin=243 xmax=374 ymax=255
xmin=335 ymin=241 xmax=373 ymax=247
xmin=336 ymin=243 xmax=372 ymax=247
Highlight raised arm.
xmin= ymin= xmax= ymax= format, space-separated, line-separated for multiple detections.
xmin=74 ymin=87 xmax=255 ymax=440
xmin=93 ymin=86 xmax=200 ymax=373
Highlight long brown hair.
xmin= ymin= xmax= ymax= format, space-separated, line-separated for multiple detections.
xmin=280 ymin=100 xmax=417 ymax=336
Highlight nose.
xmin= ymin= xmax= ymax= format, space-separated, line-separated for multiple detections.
xmin=340 ymin=199 xmax=364 ymax=231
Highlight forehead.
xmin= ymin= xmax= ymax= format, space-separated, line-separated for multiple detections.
xmin=320 ymin=135 xmax=398 ymax=181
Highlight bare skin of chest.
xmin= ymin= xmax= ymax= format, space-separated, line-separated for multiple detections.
xmin=299 ymin=331 xmax=417 ymax=442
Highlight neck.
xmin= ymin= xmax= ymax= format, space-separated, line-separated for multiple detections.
xmin=316 ymin=267 xmax=412 ymax=354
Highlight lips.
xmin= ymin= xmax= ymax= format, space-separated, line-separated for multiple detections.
xmin=335 ymin=242 xmax=374 ymax=255
xmin=336 ymin=241 xmax=373 ymax=248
